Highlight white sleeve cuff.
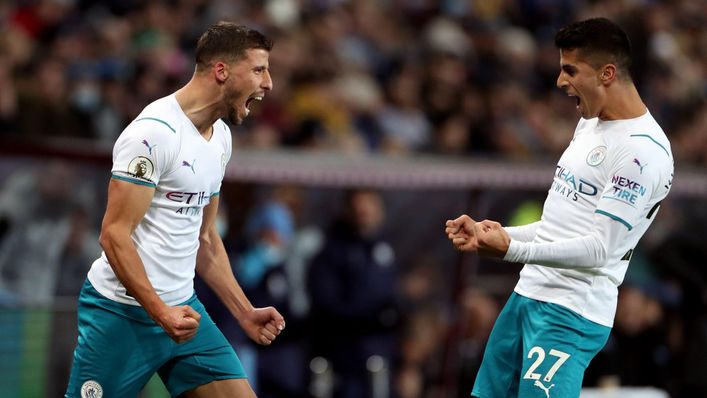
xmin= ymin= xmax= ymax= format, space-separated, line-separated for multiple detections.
xmin=503 ymin=239 xmax=530 ymax=263
xmin=504 ymin=222 xmax=540 ymax=243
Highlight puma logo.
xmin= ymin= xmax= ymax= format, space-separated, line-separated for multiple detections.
xmin=534 ymin=380 xmax=555 ymax=398
xmin=632 ymin=158 xmax=647 ymax=174
xmin=182 ymin=159 xmax=196 ymax=174
xmin=142 ymin=139 xmax=157 ymax=155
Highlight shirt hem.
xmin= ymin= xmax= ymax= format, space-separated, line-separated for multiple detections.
xmin=87 ymin=262 xmax=195 ymax=307
xmin=513 ymin=286 xmax=614 ymax=327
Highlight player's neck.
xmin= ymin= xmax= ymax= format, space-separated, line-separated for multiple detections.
xmin=174 ymin=78 xmax=222 ymax=138
xmin=598 ymin=82 xmax=646 ymax=121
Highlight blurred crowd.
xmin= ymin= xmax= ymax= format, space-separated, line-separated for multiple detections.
xmin=1 ymin=1 xmax=707 ymax=398
xmin=3 ymin=158 xmax=707 ymax=398
xmin=0 ymin=0 xmax=705 ymax=164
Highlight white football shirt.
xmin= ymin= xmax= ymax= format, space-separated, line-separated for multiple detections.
xmin=88 ymin=94 xmax=232 ymax=305
xmin=504 ymin=110 xmax=673 ymax=327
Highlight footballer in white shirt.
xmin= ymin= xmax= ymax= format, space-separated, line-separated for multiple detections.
xmin=66 ymin=22 xmax=284 ymax=398
xmin=446 ymin=18 xmax=673 ymax=398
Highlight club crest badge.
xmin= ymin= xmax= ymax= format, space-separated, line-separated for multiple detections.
xmin=81 ymin=380 xmax=103 ymax=398
xmin=586 ymin=146 xmax=607 ymax=166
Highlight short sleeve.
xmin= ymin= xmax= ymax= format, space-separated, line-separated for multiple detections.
xmin=111 ymin=119 xmax=177 ymax=188
xmin=595 ymin=144 xmax=659 ymax=230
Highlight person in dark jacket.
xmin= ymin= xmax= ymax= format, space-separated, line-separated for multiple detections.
xmin=308 ymin=188 xmax=400 ymax=398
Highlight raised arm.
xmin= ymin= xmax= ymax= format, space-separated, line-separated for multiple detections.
xmin=471 ymin=140 xmax=670 ymax=269
xmin=446 ymin=215 xmax=540 ymax=253
xmin=99 ymin=178 xmax=200 ymax=342
xmin=454 ymin=216 xmax=615 ymax=269
xmin=196 ymin=195 xmax=285 ymax=345
xmin=500 ymin=214 xmax=622 ymax=269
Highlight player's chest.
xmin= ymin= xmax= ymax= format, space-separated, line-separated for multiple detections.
xmin=161 ymin=138 xmax=227 ymax=194
xmin=554 ymin=134 xmax=611 ymax=199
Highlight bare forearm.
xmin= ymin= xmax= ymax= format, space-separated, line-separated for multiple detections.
xmin=196 ymin=228 xmax=253 ymax=320
xmin=99 ymin=230 xmax=168 ymax=319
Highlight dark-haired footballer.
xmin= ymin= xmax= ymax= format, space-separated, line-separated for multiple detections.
xmin=446 ymin=18 xmax=673 ymax=398
xmin=66 ymin=22 xmax=284 ymax=398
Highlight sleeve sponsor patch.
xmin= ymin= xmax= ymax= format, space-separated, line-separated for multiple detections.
xmin=127 ymin=156 xmax=155 ymax=181
xmin=602 ymin=174 xmax=647 ymax=206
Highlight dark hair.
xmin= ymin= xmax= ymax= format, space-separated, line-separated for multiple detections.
xmin=555 ymin=18 xmax=632 ymax=79
xmin=195 ymin=22 xmax=273 ymax=71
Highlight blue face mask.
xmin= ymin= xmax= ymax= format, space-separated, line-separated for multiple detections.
xmin=238 ymin=242 xmax=285 ymax=288
xmin=71 ymin=83 xmax=101 ymax=112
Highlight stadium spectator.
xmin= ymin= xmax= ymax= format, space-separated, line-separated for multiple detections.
xmin=0 ymin=0 xmax=701 ymax=162
xmin=308 ymin=188 xmax=402 ymax=398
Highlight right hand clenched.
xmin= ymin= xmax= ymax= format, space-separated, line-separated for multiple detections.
xmin=445 ymin=214 xmax=478 ymax=252
xmin=157 ymin=305 xmax=201 ymax=343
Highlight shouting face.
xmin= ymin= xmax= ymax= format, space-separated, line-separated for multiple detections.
xmin=223 ymin=48 xmax=273 ymax=125
xmin=556 ymin=48 xmax=607 ymax=119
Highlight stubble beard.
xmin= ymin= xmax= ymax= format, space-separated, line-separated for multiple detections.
xmin=224 ymin=87 xmax=244 ymax=125
xmin=228 ymin=107 xmax=242 ymax=125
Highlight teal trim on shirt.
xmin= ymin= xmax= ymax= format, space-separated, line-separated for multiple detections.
xmin=629 ymin=134 xmax=669 ymax=157
xmin=595 ymin=209 xmax=632 ymax=230
xmin=600 ymin=195 xmax=637 ymax=209
xmin=111 ymin=174 xmax=156 ymax=188
xmin=135 ymin=117 xmax=176 ymax=133
xmin=210 ymin=192 xmax=220 ymax=197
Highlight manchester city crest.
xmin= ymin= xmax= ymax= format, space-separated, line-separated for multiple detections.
xmin=81 ymin=380 xmax=103 ymax=398
xmin=586 ymin=146 xmax=607 ymax=166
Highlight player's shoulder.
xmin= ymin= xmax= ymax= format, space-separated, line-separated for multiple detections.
xmin=616 ymin=112 xmax=672 ymax=161
xmin=606 ymin=112 xmax=673 ymax=179
xmin=124 ymin=95 xmax=182 ymax=140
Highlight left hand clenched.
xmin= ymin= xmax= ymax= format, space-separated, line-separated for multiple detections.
xmin=239 ymin=307 xmax=286 ymax=345
xmin=474 ymin=220 xmax=511 ymax=258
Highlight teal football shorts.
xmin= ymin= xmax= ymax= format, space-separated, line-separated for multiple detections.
xmin=65 ymin=279 xmax=247 ymax=397
xmin=472 ymin=292 xmax=610 ymax=398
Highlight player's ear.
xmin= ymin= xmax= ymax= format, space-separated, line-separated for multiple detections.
xmin=599 ymin=64 xmax=616 ymax=85
xmin=213 ymin=61 xmax=229 ymax=83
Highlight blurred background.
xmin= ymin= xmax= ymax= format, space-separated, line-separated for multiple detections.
xmin=0 ymin=0 xmax=705 ymax=397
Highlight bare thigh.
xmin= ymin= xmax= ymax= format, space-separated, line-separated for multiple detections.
xmin=182 ymin=378 xmax=257 ymax=398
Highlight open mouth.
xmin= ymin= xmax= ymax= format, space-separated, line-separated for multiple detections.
xmin=567 ymin=93 xmax=580 ymax=109
xmin=245 ymin=95 xmax=264 ymax=111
